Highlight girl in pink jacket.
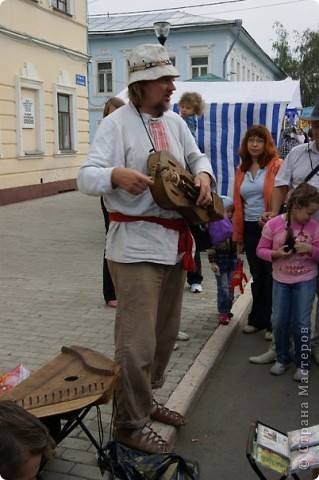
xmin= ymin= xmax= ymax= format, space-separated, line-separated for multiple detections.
xmin=257 ymin=183 xmax=319 ymax=381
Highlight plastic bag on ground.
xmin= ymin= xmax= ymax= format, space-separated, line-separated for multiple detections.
xmin=0 ymin=364 xmax=31 ymax=396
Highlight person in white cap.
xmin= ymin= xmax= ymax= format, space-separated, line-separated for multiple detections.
xmin=77 ymin=44 xmax=215 ymax=453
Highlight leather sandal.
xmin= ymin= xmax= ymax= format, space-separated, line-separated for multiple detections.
xmin=150 ymin=398 xmax=187 ymax=427
xmin=113 ymin=424 xmax=172 ymax=454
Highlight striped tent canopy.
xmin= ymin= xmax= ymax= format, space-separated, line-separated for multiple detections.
xmin=171 ymin=78 xmax=301 ymax=196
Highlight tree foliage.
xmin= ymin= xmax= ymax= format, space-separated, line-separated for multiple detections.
xmin=271 ymin=21 xmax=319 ymax=106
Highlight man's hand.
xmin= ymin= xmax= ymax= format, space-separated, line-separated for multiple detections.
xmin=112 ymin=167 xmax=153 ymax=195
xmin=259 ymin=185 xmax=289 ymax=227
xmin=194 ymin=172 xmax=213 ymax=207
xmin=258 ymin=211 xmax=277 ymax=228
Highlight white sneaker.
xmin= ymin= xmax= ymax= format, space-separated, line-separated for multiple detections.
xmin=264 ymin=331 xmax=273 ymax=341
xmin=270 ymin=361 xmax=291 ymax=376
xmin=190 ymin=284 xmax=203 ymax=293
xmin=173 ymin=343 xmax=179 ymax=351
xmin=249 ymin=350 xmax=276 ymax=364
xmin=177 ymin=331 xmax=189 ymax=341
xmin=243 ymin=325 xmax=258 ymax=334
xmin=293 ymin=368 xmax=309 ymax=382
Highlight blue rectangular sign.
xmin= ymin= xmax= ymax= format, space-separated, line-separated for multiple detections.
xmin=76 ymin=74 xmax=86 ymax=86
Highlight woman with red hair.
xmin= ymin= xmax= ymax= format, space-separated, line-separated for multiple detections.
xmin=233 ymin=124 xmax=283 ymax=339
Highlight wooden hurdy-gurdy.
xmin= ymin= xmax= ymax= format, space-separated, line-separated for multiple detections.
xmin=147 ymin=150 xmax=224 ymax=225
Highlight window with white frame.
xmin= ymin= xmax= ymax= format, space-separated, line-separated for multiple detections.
xmin=97 ymin=61 xmax=113 ymax=95
xmin=58 ymin=94 xmax=71 ymax=150
xmin=54 ymin=85 xmax=77 ymax=154
xmin=186 ymin=45 xmax=211 ymax=79
xmin=241 ymin=55 xmax=247 ymax=81
xmin=15 ymin=76 xmax=45 ymax=157
xmin=191 ymin=56 xmax=208 ymax=78
xmin=229 ymin=57 xmax=236 ymax=80
xmin=236 ymin=61 xmax=240 ymax=81
xmin=242 ymin=65 xmax=246 ymax=81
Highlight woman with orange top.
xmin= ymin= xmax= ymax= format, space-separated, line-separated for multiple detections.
xmin=233 ymin=124 xmax=283 ymax=339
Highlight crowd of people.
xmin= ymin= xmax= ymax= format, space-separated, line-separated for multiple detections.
xmin=2 ymin=42 xmax=318 ymax=480
xmin=77 ymin=42 xmax=319 ymax=453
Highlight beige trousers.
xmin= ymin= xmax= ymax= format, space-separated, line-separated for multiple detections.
xmin=108 ymin=260 xmax=186 ymax=430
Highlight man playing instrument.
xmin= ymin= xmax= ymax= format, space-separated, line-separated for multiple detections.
xmin=77 ymin=43 xmax=215 ymax=454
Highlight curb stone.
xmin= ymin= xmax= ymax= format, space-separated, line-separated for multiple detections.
xmin=153 ymin=279 xmax=252 ymax=447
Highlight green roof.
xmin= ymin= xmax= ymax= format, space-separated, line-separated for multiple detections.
xmin=186 ymin=73 xmax=228 ymax=82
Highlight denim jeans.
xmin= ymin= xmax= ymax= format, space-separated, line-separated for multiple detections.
xmin=309 ymin=274 xmax=319 ymax=350
xmin=272 ymin=278 xmax=316 ymax=369
xmin=215 ymin=259 xmax=235 ymax=313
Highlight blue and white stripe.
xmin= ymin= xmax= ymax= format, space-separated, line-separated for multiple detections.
xmin=174 ymin=101 xmax=287 ymax=196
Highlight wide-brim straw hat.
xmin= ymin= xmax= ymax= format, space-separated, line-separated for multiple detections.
xmin=300 ymin=98 xmax=319 ymax=122
xmin=128 ymin=44 xmax=180 ymax=86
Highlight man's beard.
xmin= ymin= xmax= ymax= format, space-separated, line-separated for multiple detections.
xmin=152 ymin=101 xmax=170 ymax=117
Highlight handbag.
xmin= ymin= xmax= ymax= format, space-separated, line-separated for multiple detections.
xmin=208 ymin=216 xmax=233 ymax=246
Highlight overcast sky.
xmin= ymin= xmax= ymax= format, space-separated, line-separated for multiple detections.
xmin=88 ymin=0 xmax=319 ymax=56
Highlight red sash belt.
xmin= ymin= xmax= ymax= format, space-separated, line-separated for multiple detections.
xmin=109 ymin=212 xmax=195 ymax=272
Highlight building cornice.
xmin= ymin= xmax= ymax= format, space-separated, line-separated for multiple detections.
xmin=0 ymin=25 xmax=90 ymax=62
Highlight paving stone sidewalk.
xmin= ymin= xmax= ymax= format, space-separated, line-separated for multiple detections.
xmin=0 ymin=191 xmax=251 ymax=479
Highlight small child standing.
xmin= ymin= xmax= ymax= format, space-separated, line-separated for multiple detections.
xmin=178 ymin=92 xmax=205 ymax=141
xmin=208 ymin=196 xmax=237 ymax=325
xmin=257 ymin=183 xmax=319 ymax=381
